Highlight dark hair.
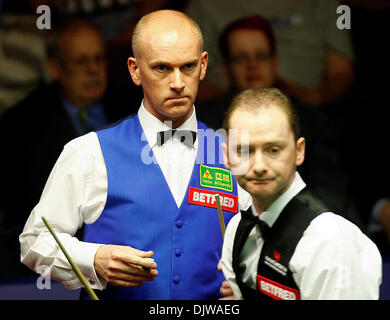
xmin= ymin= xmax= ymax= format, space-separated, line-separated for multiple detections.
xmin=218 ymin=15 xmax=276 ymax=62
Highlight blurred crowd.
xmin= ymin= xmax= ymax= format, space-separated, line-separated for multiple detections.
xmin=0 ymin=0 xmax=389 ymax=281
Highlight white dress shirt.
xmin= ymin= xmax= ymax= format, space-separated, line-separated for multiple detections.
xmin=19 ymin=102 xmax=251 ymax=290
xmin=221 ymin=172 xmax=382 ymax=300
xmin=138 ymin=103 xmax=197 ymax=207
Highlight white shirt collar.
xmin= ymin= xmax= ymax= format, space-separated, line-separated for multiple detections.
xmin=252 ymin=171 xmax=306 ymax=227
xmin=137 ymin=100 xmax=198 ymax=148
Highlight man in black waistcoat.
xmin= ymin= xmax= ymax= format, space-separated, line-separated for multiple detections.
xmin=219 ymin=87 xmax=381 ymax=300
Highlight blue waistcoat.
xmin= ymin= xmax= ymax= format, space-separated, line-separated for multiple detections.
xmin=83 ymin=114 xmax=238 ymax=300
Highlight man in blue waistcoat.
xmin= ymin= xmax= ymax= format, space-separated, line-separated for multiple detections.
xmin=19 ymin=10 xmax=251 ymax=300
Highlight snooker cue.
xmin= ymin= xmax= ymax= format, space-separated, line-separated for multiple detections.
xmin=41 ymin=216 xmax=99 ymax=300
xmin=214 ymin=194 xmax=226 ymax=238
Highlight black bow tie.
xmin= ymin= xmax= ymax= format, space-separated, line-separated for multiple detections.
xmin=256 ymin=219 xmax=270 ymax=240
xmin=243 ymin=208 xmax=270 ymax=239
xmin=157 ymin=129 xmax=197 ymax=147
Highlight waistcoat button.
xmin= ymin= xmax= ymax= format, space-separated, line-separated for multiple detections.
xmin=173 ymin=276 xmax=180 ymax=284
xmin=176 ymin=220 xmax=184 ymax=228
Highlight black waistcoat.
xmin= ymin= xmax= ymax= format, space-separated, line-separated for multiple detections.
xmin=232 ymin=188 xmax=330 ymax=300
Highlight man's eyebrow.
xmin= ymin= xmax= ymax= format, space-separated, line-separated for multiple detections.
xmin=263 ymin=140 xmax=285 ymax=147
xmin=149 ymin=60 xmax=170 ymax=66
xmin=181 ymin=58 xmax=199 ymax=64
xmin=149 ymin=57 xmax=199 ymax=67
xmin=234 ymin=140 xmax=286 ymax=149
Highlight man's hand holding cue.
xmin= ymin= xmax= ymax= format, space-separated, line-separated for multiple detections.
xmin=94 ymin=245 xmax=158 ymax=287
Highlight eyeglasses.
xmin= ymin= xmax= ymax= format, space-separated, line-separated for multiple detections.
xmin=229 ymin=52 xmax=273 ymax=65
xmin=59 ymin=54 xmax=107 ymax=69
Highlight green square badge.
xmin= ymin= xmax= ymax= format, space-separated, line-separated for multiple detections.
xmin=199 ymin=165 xmax=233 ymax=192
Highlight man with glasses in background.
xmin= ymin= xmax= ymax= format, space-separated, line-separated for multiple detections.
xmin=0 ymin=19 xmax=141 ymax=280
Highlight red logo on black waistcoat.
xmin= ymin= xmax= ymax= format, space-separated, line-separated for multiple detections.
xmin=273 ymin=250 xmax=281 ymax=262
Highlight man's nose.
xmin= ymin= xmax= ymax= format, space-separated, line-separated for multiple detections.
xmin=86 ymin=59 xmax=101 ymax=74
xmin=170 ymin=69 xmax=185 ymax=92
xmin=252 ymin=149 xmax=267 ymax=174
xmin=246 ymin=56 xmax=260 ymax=69
xmin=85 ymin=56 xmax=106 ymax=74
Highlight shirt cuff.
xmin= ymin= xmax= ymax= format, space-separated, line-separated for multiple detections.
xmin=70 ymin=242 xmax=107 ymax=290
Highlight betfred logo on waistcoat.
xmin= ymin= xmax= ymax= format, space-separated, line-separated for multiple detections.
xmin=188 ymin=187 xmax=238 ymax=213
xmin=257 ymin=275 xmax=300 ymax=300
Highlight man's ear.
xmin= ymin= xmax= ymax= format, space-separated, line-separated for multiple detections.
xmin=222 ymin=142 xmax=232 ymax=170
xmin=199 ymin=51 xmax=208 ymax=81
xmin=295 ymin=137 xmax=305 ymax=167
xmin=128 ymin=57 xmax=141 ymax=86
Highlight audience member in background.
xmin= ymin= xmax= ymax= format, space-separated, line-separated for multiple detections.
xmin=184 ymin=0 xmax=355 ymax=108
xmin=196 ymin=15 xmax=278 ymax=130
xmin=43 ymin=0 xmax=186 ymax=89
xmin=0 ymin=19 xmax=141 ymax=280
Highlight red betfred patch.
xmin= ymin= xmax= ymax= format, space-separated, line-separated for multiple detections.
xmin=188 ymin=187 xmax=238 ymax=213
xmin=257 ymin=275 xmax=300 ymax=300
